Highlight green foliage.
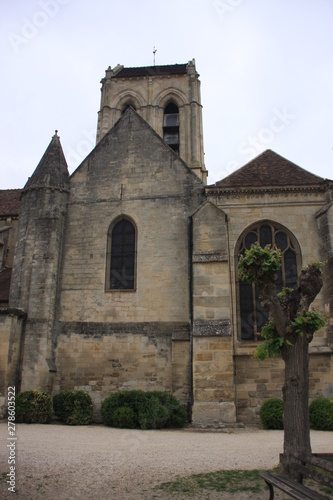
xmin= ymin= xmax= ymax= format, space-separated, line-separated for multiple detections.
xmin=112 ymin=406 xmax=137 ymax=428
xmin=101 ymin=390 xmax=187 ymax=429
xmin=254 ymin=320 xmax=285 ymax=360
xmin=149 ymin=391 xmax=187 ymax=428
xmin=292 ymin=311 xmax=326 ymax=338
xmin=16 ymin=390 xmax=53 ymax=424
xmin=309 ymin=398 xmax=333 ymax=431
xmin=254 ymin=309 xmax=325 ymax=360
xmin=138 ymin=396 xmax=170 ymax=429
xmin=277 ymin=287 xmax=294 ymax=300
xmin=238 ymin=243 xmax=281 ymax=287
xmin=53 ymin=390 xmax=93 ymax=425
xmin=259 ymin=398 xmax=284 ymax=429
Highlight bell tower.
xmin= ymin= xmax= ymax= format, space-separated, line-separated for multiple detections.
xmin=96 ymin=59 xmax=207 ymax=182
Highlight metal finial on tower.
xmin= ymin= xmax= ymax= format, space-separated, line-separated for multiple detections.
xmin=153 ymin=45 xmax=157 ymax=66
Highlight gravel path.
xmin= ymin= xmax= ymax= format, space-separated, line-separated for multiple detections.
xmin=0 ymin=422 xmax=331 ymax=499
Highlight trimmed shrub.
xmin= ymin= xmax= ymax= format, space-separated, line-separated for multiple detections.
xmin=138 ymin=396 xmax=169 ymax=429
xmin=259 ymin=398 xmax=284 ymax=429
xmin=112 ymin=407 xmax=137 ymax=429
xmin=149 ymin=391 xmax=187 ymax=428
xmin=309 ymin=398 xmax=333 ymax=431
xmin=16 ymin=390 xmax=53 ymax=424
xmin=101 ymin=390 xmax=187 ymax=429
xmin=53 ymin=390 xmax=93 ymax=425
xmin=101 ymin=390 xmax=147 ymax=428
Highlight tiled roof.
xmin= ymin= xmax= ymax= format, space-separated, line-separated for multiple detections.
xmin=0 ymin=189 xmax=21 ymax=216
xmin=211 ymin=150 xmax=326 ymax=188
xmin=0 ymin=268 xmax=12 ymax=302
xmin=113 ymin=64 xmax=188 ymax=78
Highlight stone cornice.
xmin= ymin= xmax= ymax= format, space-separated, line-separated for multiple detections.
xmin=206 ymin=185 xmax=328 ymax=198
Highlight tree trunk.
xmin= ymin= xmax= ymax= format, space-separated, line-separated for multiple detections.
xmin=281 ymin=333 xmax=311 ymax=472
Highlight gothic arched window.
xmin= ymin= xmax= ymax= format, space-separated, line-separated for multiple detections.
xmin=106 ymin=217 xmax=136 ymax=290
xmin=236 ymin=222 xmax=301 ymax=341
xmin=163 ymin=102 xmax=179 ymax=154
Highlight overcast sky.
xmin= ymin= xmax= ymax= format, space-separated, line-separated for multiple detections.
xmin=1 ymin=0 xmax=332 ymax=189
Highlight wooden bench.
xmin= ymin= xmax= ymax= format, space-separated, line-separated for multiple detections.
xmin=260 ymin=452 xmax=333 ymax=499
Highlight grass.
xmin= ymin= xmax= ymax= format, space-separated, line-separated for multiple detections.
xmin=155 ymin=468 xmax=272 ymax=496
xmin=155 ymin=467 xmax=333 ymax=498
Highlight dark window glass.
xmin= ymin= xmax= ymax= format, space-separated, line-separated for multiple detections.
xmin=284 ymin=249 xmax=297 ymax=289
xmin=110 ymin=219 xmax=135 ymax=290
xmin=238 ymin=223 xmax=299 ymax=341
xmin=275 ymin=231 xmax=288 ymax=250
xmin=260 ymin=225 xmax=272 ymax=247
xmin=245 ymin=231 xmax=257 ymax=249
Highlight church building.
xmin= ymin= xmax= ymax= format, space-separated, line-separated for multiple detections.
xmin=0 ymin=60 xmax=332 ymax=425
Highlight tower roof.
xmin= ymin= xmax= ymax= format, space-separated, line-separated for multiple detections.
xmin=112 ymin=63 xmax=188 ymax=78
xmin=211 ymin=150 xmax=326 ymax=188
xmin=24 ymin=131 xmax=69 ymax=191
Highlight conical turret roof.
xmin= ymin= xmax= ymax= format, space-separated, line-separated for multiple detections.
xmin=24 ymin=131 xmax=69 ymax=191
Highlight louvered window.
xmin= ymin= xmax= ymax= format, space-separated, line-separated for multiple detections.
xmin=163 ymin=102 xmax=179 ymax=153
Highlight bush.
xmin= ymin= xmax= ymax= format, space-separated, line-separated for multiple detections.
xmin=101 ymin=390 xmax=187 ymax=429
xmin=259 ymin=398 xmax=284 ymax=429
xmin=149 ymin=391 xmax=187 ymax=428
xmin=112 ymin=407 xmax=137 ymax=428
xmin=16 ymin=390 xmax=53 ymax=424
xmin=101 ymin=390 xmax=147 ymax=428
xmin=138 ymin=396 xmax=169 ymax=429
xmin=53 ymin=390 xmax=93 ymax=425
xmin=309 ymin=398 xmax=333 ymax=431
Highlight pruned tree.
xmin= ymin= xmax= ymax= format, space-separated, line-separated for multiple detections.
xmin=238 ymin=243 xmax=325 ymax=469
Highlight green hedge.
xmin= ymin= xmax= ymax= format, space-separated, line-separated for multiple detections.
xmin=259 ymin=398 xmax=284 ymax=429
xmin=53 ymin=390 xmax=93 ymax=425
xmin=15 ymin=390 xmax=53 ymax=424
xmin=309 ymin=398 xmax=333 ymax=431
xmin=101 ymin=390 xmax=187 ymax=429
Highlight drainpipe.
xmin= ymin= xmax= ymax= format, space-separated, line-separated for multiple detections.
xmin=187 ymin=216 xmax=194 ymax=421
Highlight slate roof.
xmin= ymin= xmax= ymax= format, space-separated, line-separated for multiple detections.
xmin=0 ymin=267 xmax=12 ymax=303
xmin=24 ymin=131 xmax=69 ymax=191
xmin=113 ymin=64 xmax=188 ymax=78
xmin=0 ymin=189 xmax=21 ymax=216
xmin=211 ymin=150 xmax=326 ymax=189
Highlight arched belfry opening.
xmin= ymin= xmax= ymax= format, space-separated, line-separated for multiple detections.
xmin=163 ymin=102 xmax=180 ymax=154
xmin=122 ymin=102 xmax=136 ymax=113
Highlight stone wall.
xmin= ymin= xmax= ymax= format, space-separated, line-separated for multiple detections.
xmin=235 ymin=350 xmax=333 ymax=424
xmin=53 ymin=322 xmax=190 ymax=420
xmin=59 ymin=109 xmax=203 ymax=325
xmin=0 ymin=309 xmax=26 ymax=417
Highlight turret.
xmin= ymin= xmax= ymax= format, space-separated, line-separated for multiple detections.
xmin=9 ymin=131 xmax=69 ymax=391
